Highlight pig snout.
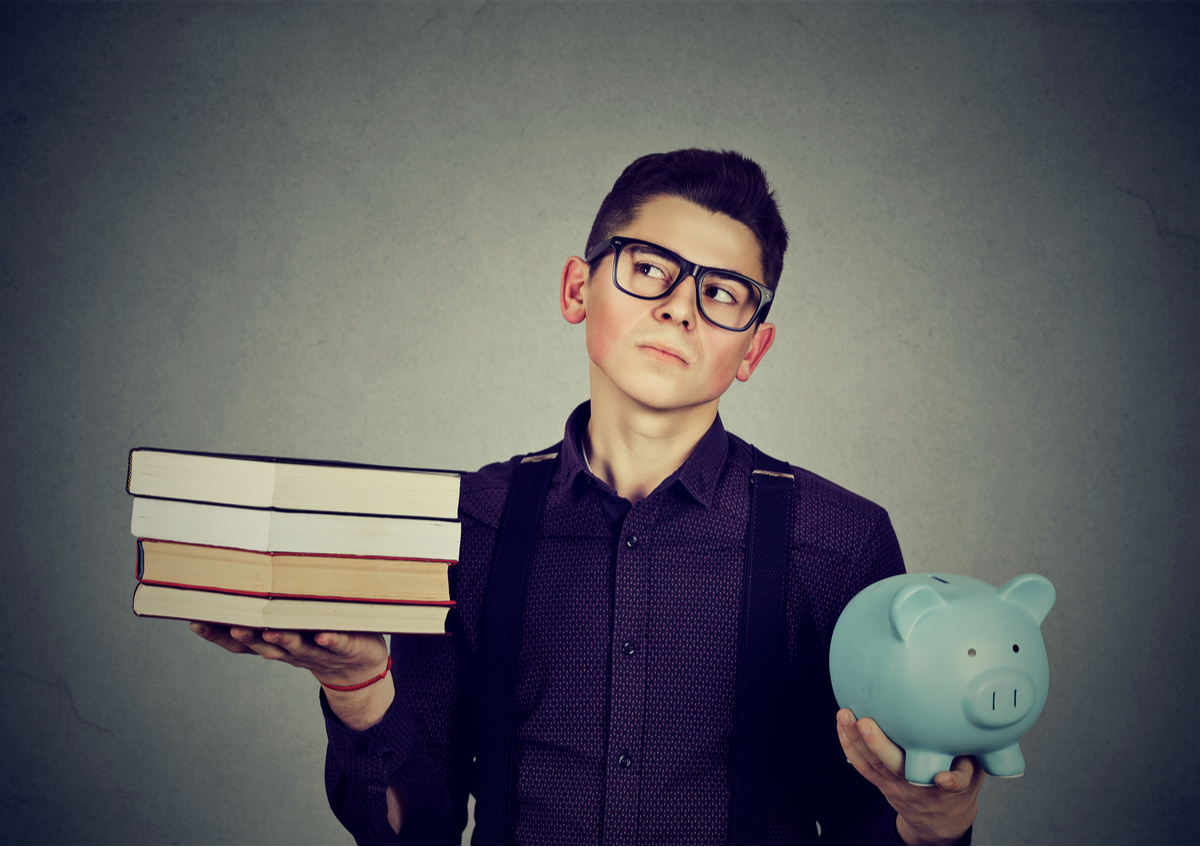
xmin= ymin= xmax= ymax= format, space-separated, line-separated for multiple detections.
xmin=962 ymin=668 xmax=1037 ymax=728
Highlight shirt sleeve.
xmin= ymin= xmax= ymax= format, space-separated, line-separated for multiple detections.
xmin=777 ymin=507 xmax=913 ymax=844
xmin=803 ymin=511 xmax=973 ymax=845
xmin=322 ymin=504 xmax=500 ymax=846
xmin=321 ymin=629 xmax=467 ymax=845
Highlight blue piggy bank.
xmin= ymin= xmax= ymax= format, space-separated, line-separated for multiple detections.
xmin=829 ymin=572 xmax=1055 ymax=785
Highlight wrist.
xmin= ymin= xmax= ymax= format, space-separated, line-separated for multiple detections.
xmin=318 ymin=655 xmax=392 ymax=692
xmin=896 ymin=814 xmax=968 ymax=846
xmin=323 ymin=670 xmax=396 ymax=731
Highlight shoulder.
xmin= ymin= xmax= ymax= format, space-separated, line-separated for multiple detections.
xmin=458 ymin=443 xmax=561 ymax=529
xmin=789 ymin=463 xmax=897 ymax=566
xmin=728 ymin=437 xmax=906 ymax=638
xmin=728 ymin=433 xmax=893 ymax=558
xmin=458 ymin=455 xmax=520 ymax=529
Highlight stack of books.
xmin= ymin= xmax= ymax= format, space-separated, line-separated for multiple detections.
xmin=127 ymin=447 xmax=462 ymax=634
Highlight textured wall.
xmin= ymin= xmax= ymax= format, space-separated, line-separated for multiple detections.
xmin=1 ymin=3 xmax=1197 ymax=844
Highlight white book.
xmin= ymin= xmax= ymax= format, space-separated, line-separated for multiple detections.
xmin=127 ymin=448 xmax=460 ymax=519
xmin=131 ymin=497 xmax=461 ymax=561
xmin=133 ymin=584 xmax=449 ymax=635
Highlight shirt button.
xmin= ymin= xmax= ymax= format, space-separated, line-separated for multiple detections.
xmin=618 ymin=753 xmax=633 ymax=768
xmin=625 ymin=535 xmax=639 ymax=549
xmin=621 ymin=641 xmax=635 ymax=656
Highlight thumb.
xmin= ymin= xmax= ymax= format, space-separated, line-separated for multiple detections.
xmin=935 ymin=756 xmax=977 ymax=792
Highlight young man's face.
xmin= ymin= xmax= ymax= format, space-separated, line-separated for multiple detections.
xmin=560 ymin=195 xmax=775 ymax=419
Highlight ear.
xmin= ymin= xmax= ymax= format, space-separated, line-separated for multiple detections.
xmin=996 ymin=573 xmax=1056 ymax=624
xmin=735 ymin=322 xmax=775 ymax=382
xmin=560 ymin=256 xmax=590 ymax=325
xmin=889 ymin=582 xmax=946 ymax=642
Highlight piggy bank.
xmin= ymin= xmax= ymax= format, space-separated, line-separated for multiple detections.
xmin=829 ymin=572 xmax=1055 ymax=785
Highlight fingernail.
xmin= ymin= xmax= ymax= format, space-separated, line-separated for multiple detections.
xmin=861 ymin=723 xmax=872 ymax=739
xmin=193 ymin=624 xmax=207 ymax=636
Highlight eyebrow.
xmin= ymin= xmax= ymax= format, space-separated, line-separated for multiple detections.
xmin=626 ymin=241 xmax=678 ymax=262
xmin=625 ymin=238 xmax=760 ymax=283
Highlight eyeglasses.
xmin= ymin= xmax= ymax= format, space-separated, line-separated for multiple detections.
xmin=584 ymin=236 xmax=773 ymax=332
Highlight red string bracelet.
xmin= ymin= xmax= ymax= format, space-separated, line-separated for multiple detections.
xmin=320 ymin=655 xmax=393 ymax=692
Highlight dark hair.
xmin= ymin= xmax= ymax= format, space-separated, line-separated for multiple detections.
xmin=585 ymin=149 xmax=789 ymax=294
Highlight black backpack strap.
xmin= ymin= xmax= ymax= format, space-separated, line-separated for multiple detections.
xmin=729 ymin=446 xmax=795 ymax=845
xmin=472 ymin=446 xmax=561 ymax=845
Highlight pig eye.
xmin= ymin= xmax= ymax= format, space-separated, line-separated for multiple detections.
xmin=967 ymin=648 xmax=976 ymax=657
xmin=1013 ymin=644 xmax=1020 ymax=653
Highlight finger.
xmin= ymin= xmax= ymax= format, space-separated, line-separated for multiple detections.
xmin=838 ymin=711 xmax=891 ymax=775
xmin=837 ymin=709 xmax=874 ymax=763
xmin=317 ymin=632 xmax=390 ymax=665
xmin=260 ymin=629 xmax=321 ymax=658
xmin=190 ymin=621 xmax=255 ymax=654
xmin=856 ymin=718 xmax=905 ymax=776
xmin=837 ymin=712 xmax=896 ymax=786
xmin=313 ymin=631 xmax=357 ymax=654
xmin=228 ymin=626 xmax=294 ymax=661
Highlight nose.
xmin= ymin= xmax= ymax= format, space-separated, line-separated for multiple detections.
xmin=962 ymin=668 xmax=1036 ymax=728
xmin=654 ymin=274 xmax=698 ymax=328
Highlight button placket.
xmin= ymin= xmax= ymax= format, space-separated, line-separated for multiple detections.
xmin=602 ymin=502 xmax=655 ymax=844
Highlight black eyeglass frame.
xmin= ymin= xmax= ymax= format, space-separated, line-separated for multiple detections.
xmin=584 ymin=236 xmax=774 ymax=332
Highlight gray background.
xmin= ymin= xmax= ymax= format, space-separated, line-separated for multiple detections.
xmin=2 ymin=2 xmax=1197 ymax=844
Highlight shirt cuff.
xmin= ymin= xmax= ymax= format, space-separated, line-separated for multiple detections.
xmin=883 ymin=813 xmax=974 ymax=846
xmin=320 ymin=678 xmax=416 ymax=769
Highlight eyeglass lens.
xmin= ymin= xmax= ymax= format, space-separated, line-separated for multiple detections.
xmin=614 ymin=242 xmax=762 ymax=329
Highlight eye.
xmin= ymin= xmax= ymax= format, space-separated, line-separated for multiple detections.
xmin=968 ymin=648 xmax=976 ymax=657
xmin=702 ymin=283 xmax=739 ymax=305
xmin=1012 ymin=644 xmax=1019 ymax=653
xmin=635 ymin=261 xmax=669 ymax=280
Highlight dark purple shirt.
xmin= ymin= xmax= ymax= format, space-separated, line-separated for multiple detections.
xmin=323 ymin=402 xmax=907 ymax=844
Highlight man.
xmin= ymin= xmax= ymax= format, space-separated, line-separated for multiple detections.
xmin=193 ymin=149 xmax=983 ymax=844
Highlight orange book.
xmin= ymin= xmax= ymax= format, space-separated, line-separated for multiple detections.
xmin=136 ymin=539 xmax=453 ymax=604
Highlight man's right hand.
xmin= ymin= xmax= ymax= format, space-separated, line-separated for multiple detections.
xmin=190 ymin=623 xmax=394 ymax=731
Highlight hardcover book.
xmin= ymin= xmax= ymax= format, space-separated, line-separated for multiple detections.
xmin=133 ymin=583 xmax=450 ymax=634
xmin=126 ymin=447 xmax=463 ymax=635
xmin=127 ymin=447 xmax=460 ymax=519
xmin=130 ymin=497 xmax=461 ymax=560
xmin=136 ymin=539 xmax=453 ymax=604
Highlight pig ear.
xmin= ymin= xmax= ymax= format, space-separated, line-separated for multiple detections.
xmin=889 ymin=583 xmax=946 ymax=642
xmin=996 ymin=573 xmax=1056 ymax=624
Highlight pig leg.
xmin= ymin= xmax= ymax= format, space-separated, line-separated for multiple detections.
xmin=978 ymin=743 xmax=1025 ymax=777
xmin=903 ymin=749 xmax=955 ymax=785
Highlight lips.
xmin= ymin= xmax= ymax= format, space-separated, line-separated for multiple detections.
xmin=638 ymin=341 xmax=690 ymax=364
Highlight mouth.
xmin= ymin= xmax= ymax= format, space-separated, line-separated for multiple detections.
xmin=638 ymin=343 xmax=689 ymax=365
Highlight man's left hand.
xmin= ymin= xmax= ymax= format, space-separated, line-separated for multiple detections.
xmin=837 ymin=708 xmax=983 ymax=845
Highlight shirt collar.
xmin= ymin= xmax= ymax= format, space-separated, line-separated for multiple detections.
xmin=559 ymin=400 xmax=729 ymax=509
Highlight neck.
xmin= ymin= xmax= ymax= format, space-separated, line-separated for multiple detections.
xmin=585 ymin=366 xmax=718 ymax=503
